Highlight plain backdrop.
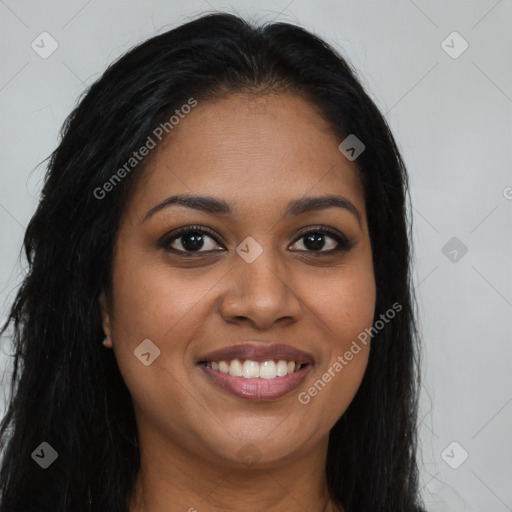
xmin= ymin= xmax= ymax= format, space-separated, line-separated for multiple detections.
xmin=1 ymin=1 xmax=511 ymax=511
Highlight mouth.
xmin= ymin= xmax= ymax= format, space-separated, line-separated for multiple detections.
xmin=199 ymin=359 xmax=309 ymax=378
xmin=196 ymin=343 xmax=314 ymax=401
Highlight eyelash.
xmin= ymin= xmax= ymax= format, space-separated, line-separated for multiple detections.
xmin=160 ymin=224 xmax=355 ymax=256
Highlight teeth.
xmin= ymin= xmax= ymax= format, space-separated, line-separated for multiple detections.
xmin=206 ymin=359 xmax=304 ymax=378
xmin=276 ymin=360 xmax=288 ymax=377
xmin=242 ymin=360 xmax=259 ymax=378
xmin=228 ymin=359 xmax=243 ymax=377
xmin=260 ymin=360 xmax=277 ymax=379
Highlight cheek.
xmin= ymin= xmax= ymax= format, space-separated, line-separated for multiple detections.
xmin=109 ymin=251 xmax=215 ymax=343
xmin=106 ymin=251 xmax=213 ymax=432
xmin=298 ymin=260 xmax=375 ymax=419
xmin=309 ymin=260 xmax=376 ymax=344
xmin=106 ymin=246 xmax=204 ymax=385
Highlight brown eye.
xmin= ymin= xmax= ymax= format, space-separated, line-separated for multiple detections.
xmin=160 ymin=225 xmax=354 ymax=256
xmin=162 ymin=226 xmax=224 ymax=253
xmin=290 ymin=227 xmax=355 ymax=254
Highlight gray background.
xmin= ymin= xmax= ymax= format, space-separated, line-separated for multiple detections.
xmin=1 ymin=1 xmax=511 ymax=510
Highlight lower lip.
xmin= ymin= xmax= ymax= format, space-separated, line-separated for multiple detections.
xmin=199 ymin=364 xmax=312 ymax=401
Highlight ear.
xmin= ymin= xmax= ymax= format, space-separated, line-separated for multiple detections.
xmin=99 ymin=291 xmax=113 ymax=348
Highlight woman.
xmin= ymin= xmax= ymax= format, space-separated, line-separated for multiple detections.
xmin=0 ymin=12 xmax=426 ymax=512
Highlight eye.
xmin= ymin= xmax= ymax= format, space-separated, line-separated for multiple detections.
xmin=162 ymin=225 xmax=224 ymax=254
xmin=161 ymin=225 xmax=354 ymax=255
xmin=289 ymin=226 xmax=354 ymax=253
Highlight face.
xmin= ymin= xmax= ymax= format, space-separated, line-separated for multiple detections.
xmin=100 ymin=92 xmax=376 ymax=468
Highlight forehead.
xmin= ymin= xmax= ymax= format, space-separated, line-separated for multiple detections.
xmin=129 ymin=92 xmax=365 ymax=218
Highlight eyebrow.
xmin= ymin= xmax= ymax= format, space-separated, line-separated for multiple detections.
xmin=143 ymin=193 xmax=362 ymax=226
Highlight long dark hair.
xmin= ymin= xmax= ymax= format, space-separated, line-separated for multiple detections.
xmin=0 ymin=12 xmax=425 ymax=512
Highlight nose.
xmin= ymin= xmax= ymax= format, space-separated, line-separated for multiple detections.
xmin=218 ymin=248 xmax=303 ymax=330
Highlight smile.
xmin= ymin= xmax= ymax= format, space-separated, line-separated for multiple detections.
xmin=201 ymin=359 xmax=306 ymax=379
xmin=196 ymin=342 xmax=314 ymax=400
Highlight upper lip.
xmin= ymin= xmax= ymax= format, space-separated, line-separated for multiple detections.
xmin=197 ymin=343 xmax=315 ymax=364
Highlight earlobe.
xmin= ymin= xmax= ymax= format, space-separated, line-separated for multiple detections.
xmin=99 ymin=291 xmax=113 ymax=348
xmin=102 ymin=334 xmax=113 ymax=348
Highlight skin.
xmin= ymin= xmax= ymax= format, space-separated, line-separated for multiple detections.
xmin=100 ymin=92 xmax=376 ymax=512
